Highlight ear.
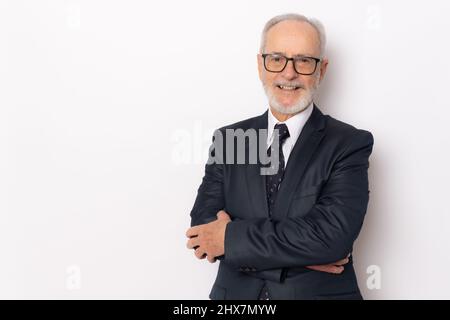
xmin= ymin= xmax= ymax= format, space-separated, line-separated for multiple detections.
xmin=257 ymin=54 xmax=264 ymax=82
xmin=318 ymin=57 xmax=329 ymax=83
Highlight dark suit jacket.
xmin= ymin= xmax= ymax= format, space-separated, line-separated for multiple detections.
xmin=190 ymin=104 xmax=374 ymax=300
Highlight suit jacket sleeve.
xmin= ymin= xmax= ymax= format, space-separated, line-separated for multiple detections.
xmin=189 ymin=131 xmax=285 ymax=281
xmin=224 ymin=130 xmax=374 ymax=270
xmin=190 ymin=131 xmax=226 ymax=227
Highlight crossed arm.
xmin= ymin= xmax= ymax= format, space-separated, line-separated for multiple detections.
xmin=187 ymin=130 xmax=374 ymax=274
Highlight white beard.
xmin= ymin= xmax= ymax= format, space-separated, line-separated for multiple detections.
xmin=263 ymin=76 xmax=320 ymax=115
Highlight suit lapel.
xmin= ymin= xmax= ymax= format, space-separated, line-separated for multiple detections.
xmin=272 ymin=104 xmax=326 ymax=220
xmin=245 ymin=105 xmax=327 ymax=220
xmin=245 ymin=111 xmax=270 ymax=218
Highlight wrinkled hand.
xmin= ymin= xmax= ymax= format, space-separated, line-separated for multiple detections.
xmin=186 ymin=210 xmax=231 ymax=263
xmin=306 ymin=254 xmax=351 ymax=274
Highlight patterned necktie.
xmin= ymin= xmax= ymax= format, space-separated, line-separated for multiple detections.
xmin=266 ymin=123 xmax=290 ymax=217
xmin=259 ymin=123 xmax=290 ymax=301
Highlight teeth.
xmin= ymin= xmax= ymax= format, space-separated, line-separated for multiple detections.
xmin=278 ymin=85 xmax=297 ymax=90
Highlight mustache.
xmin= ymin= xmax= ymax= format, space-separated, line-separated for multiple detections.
xmin=273 ymin=81 xmax=305 ymax=89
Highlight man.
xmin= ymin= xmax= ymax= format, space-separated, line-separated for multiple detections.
xmin=186 ymin=13 xmax=374 ymax=300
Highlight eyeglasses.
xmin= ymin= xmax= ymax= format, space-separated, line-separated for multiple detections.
xmin=261 ymin=53 xmax=321 ymax=75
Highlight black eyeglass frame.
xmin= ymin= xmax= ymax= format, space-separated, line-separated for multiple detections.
xmin=261 ymin=53 xmax=322 ymax=75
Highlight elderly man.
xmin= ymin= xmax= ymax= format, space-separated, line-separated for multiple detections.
xmin=186 ymin=13 xmax=374 ymax=300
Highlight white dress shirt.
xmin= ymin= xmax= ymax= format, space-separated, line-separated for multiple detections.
xmin=267 ymin=102 xmax=314 ymax=167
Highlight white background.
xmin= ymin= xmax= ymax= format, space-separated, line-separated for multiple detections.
xmin=0 ymin=0 xmax=449 ymax=299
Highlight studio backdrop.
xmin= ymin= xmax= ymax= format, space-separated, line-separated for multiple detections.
xmin=0 ymin=0 xmax=449 ymax=299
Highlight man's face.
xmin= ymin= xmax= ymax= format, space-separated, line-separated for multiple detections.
xmin=258 ymin=20 xmax=328 ymax=115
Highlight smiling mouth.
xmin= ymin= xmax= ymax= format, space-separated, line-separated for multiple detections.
xmin=276 ymin=85 xmax=301 ymax=91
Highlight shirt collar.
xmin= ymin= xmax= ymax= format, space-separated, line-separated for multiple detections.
xmin=267 ymin=102 xmax=314 ymax=145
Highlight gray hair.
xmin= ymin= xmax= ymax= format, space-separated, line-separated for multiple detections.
xmin=259 ymin=13 xmax=327 ymax=57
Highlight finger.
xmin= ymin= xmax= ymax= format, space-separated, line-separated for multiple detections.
xmin=207 ymin=255 xmax=216 ymax=263
xmin=216 ymin=210 xmax=230 ymax=220
xmin=333 ymin=266 xmax=345 ymax=274
xmin=186 ymin=236 xmax=200 ymax=249
xmin=306 ymin=265 xmax=329 ymax=272
xmin=195 ymin=247 xmax=207 ymax=259
xmin=186 ymin=226 xmax=200 ymax=238
xmin=334 ymin=258 xmax=349 ymax=266
xmin=307 ymin=265 xmax=344 ymax=274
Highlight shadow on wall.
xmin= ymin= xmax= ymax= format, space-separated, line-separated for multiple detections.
xmin=316 ymin=47 xmax=384 ymax=299
xmin=353 ymin=151 xmax=385 ymax=300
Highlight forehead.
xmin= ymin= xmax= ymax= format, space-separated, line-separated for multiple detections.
xmin=265 ymin=20 xmax=320 ymax=57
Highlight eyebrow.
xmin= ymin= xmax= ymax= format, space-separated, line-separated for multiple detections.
xmin=267 ymin=51 xmax=315 ymax=58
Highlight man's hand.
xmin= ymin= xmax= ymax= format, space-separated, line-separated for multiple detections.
xmin=186 ymin=210 xmax=231 ymax=263
xmin=186 ymin=211 xmax=350 ymax=273
xmin=306 ymin=254 xmax=351 ymax=274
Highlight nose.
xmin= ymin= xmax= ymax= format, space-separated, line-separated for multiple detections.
xmin=281 ymin=59 xmax=298 ymax=80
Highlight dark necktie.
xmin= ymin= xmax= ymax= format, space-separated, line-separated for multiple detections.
xmin=266 ymin=123 xmax=290 ymax=217
xmin=259 ymin=123 xmax=290 ymax=301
